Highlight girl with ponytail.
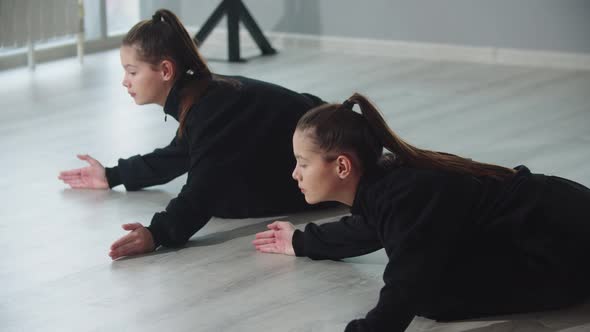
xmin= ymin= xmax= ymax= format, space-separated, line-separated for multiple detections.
xmin=58 ymin=9 xmax=329 ymax=259
xmin=254 ymin=93 xmax=590 ymax=331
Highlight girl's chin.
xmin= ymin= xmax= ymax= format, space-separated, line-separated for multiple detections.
xmin=304 ymin=195 xmax=319 ymax=205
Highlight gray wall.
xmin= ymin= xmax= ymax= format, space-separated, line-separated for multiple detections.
xmin=169 ymin=0 xmax=590 ymax=54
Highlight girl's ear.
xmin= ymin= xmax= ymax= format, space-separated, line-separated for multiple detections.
xmin=335 ymin=155 xmax=353 ymax=180
xmin=160 ymin=60 xmax=175 ymax=81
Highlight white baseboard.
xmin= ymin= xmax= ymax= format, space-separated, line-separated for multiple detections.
xmin=193 ymin=27 xmax=590 ymax=71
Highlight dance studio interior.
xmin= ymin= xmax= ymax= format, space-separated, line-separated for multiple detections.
xmin=1 ymin=1 xmax=590 ymax=331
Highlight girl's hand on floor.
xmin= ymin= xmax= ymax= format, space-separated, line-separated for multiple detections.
xmin=58 ymin=154 xmax=109 ymax=189
xmin=109 ymin=223 xmax=155 ymax=260
xmin=252 ymin=221 xmax=296 ymax=256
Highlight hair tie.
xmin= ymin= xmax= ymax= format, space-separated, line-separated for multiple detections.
xmin=152 ymin=13 xmax=165 ymax=23
xmin=185 ymin=69 xmax=196 ymax=77
xmin=341 ymin=100 xmax=354 ymax=110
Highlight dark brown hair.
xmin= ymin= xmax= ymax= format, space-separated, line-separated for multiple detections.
xmin=122 ymin=9 xmax=212 ymax=137
xmin=297 ymin=93 xmax=516 ymax=180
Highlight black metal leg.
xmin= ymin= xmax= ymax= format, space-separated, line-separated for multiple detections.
xmin=238 ymin=0 xmax=276 ymax=55
xmin=192 ymin=0 xmax=276 ymax=62
xmin=194 ymin=0 xmax=226 ymax=45
xmin=226 ymin=0 xmax=241 ymax=62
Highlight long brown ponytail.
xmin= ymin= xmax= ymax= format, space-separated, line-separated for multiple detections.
xmin=297 ymin=93 xmax=516 ymax=180
xmin=123 ymin=9 xmax=213 ymax=137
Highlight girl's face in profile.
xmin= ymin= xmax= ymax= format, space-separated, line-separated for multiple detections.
xmin=120 ymin=45 xmax=169 ymax=106
xmin=292 ymin=129 xmax=344 ymax=204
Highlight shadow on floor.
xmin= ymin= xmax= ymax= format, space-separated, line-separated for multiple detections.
xmin=59 ymin=187 xmax=177 ymax=206
xmin=185 ymin=205 xmax=349 ymax=248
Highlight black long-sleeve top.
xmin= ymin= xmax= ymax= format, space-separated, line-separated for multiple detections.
xmin=292 ymin=165 xmax=590 ymax=331
xmin=105 ymin=75 xmax=324 ymax=247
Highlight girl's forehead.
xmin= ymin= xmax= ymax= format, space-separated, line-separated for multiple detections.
xmin=293 ymin=130 xmax=314 ymax=147
xmin=121 ymin=45 xmax=135 ymax=54
xmin=120 ymin=45 xmax=142 ymax=61
xmin=294 ymin=128 xmax=315 ymax=140
xmin=294 ymin=132 xmax=325 ymax=157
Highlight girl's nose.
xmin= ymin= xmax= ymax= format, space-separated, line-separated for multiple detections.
xmin=122 ymin=74 xmax=129 ymax=88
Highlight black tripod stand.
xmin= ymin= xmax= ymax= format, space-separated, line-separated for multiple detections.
xmin=193 ymin=0 xmax=277 ymax=62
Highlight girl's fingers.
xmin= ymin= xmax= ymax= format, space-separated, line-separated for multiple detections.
xmin=110 ymin=242 xmax=140 ymax=260
xmin=252 ymin=238 xmax=275 ymax=246
xmin=59 ymin=175 xmax=83 ymax=181
xmin=255 ymin=244 xmax=279 ymax=254
xmin=78 ymin=154 xmax=99 ymax=167
xmin=267 ymin=220 xmax=289 ymax=230
xmin=110 ymin=232 xmax=135 ymax=250
xmin=255 ymin=230 xmax=275 ymax=239
xmin=59 ymin=169 xmax=82 ymax=177
xmin=122 ymin=223 xmax=142 ymax=231
xmin=62 ymin=178 xmax=83 ymax=184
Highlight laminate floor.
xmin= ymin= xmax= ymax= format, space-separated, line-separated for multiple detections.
xmin=1 ymin=43 xmax=589 ymax=331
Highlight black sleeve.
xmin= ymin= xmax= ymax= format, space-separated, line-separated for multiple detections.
xmin=106 ymin=134 xmax=189 ymax=190
xmin=345 ymin=262 xmax=415 ymax=332
xmin=145 ymin=164 xmax=217 ymax=248
xmin=345 ymin=175 xmax=478 ymax=332
xmin=144 ymin=104 xmax=229 ymax=248
xmin=292 ymin=215 xmax=382 ymax=260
